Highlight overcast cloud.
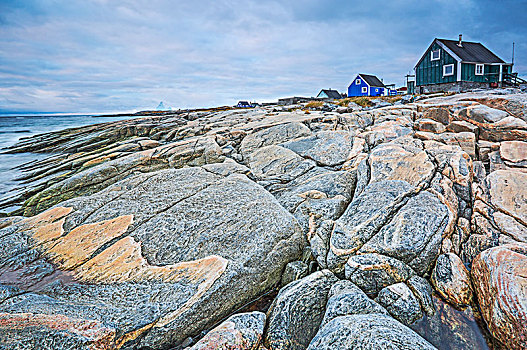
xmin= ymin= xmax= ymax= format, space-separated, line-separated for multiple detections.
xmin=1 ymin=0 xmax=526 ymax=113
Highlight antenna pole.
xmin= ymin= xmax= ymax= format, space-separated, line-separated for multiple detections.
xmin=512 ymin=42 xmax=515 ymax=68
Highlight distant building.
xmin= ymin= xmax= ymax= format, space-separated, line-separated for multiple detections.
xmin=414 ymin=35 xmax=517 ymax=93
xmin=236 ymin=101 xmax=252 ymax=108
xmin=348 ymin=74 xmax=395 ymax=97
xmin=277 ymin=96 xmax=317 ymax=105
xmin=316 ymin=89 xmax=342 ymax=99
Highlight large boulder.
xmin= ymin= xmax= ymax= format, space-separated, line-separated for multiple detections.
xmin=307 ymin=314 xmax=436 ymax=350
xmin=327 ymin=180 xmax=449 ymax=275
xmin=471 ymin=243 xmax=527 ymax=349
xmin=487 ymin=170 xmax=527 ymax=244
xmin=264 ymin=270 xmax=338 ymax=350
xmin=187 ymin=312 xmax=266 ymax=350
xmin=0 ymin=167 xmax=304 ymax=349
xmin=375 ymin=282 xmax=423 ymax=325
xmin=321 ymin=280 xmax=388 ymax=328
xmin=430 ymin=253 xmax=472 ymax=306
xmin=344 ymin=253 xmax=415 ymax=295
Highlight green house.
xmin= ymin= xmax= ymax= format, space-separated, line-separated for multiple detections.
xmin=415 ymin=35 xmax=513 ymax=93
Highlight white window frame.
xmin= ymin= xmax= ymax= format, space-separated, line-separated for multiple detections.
xmin=361 ymin=87 xmax=368 ymax=93
xmin=375 ymin=88 xmax=379 ymax=92
xmin=475 ymin=64 xmax=484 ymax=76
xmin=443 ymin=64 xmax=454 ymax=77
xmin=356 ymin=79 xmax=361 ymax=85
xmin=431 ymin=49 xmax=440 ymax=61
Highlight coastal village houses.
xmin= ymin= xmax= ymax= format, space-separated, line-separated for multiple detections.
xmin=414 ymin=35 xmax=515 ymax=93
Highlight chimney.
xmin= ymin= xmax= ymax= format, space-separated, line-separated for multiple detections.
xmin=458 ymin=34 xmax=463 ymax=47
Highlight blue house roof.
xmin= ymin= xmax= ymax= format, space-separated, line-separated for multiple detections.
xmin=358 ymin=74 xmax=386 ymax=87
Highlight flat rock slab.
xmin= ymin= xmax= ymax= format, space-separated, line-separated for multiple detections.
xmin=281 ymin=130 xmax=354 ymax=167
xmin=240 ymin=122 xmax=312 ymax=159
xmin=499 ymin=140 xmax=527 ymax=164
xmin=0 ymin=167 xmax=304 ymax=349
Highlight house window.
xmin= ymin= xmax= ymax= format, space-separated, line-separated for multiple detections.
xmin=375 ymin=88 xmax=379 ymax=92
xmin=475 ymin=64 xmax=484 ymax=75
xmin=431 ymin=49 xmax=440 ymax=61
xmin=443 ymin=64 xmax=454 ymax=76
xmin=361 ymin=87 xmax=368 ymax=93
xmin=356 ymin=79 xmax=361 ymax=85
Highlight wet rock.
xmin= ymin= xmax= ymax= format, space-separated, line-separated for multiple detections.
xmin=264 ymin=270 xmax=338 ymax=350
xmin=344 ymin=253 xmax=415 ymax=295
xmin=307 ymin=314 xmax=436 ymax=350
xmin=187 ymin=311 xmax=265 ymax=350
xmin=431 ymin=253 xmax=472 ymax=306
xmin=410 ymin=296 xmax=491 ymax=350
xmin=375 ymin=282 xmax=423 ymax=325
xmin=472 ymin=243 xmax=527 ymax=349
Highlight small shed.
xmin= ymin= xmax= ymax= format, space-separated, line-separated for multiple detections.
xmin=347 ymin=74 xmax=387 ymax=97
xmin=316 ymin=89 xmax=342 ymax=99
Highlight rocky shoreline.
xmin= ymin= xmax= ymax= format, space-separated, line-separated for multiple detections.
xmin=0 ymin=90 xmax=526 ymax=349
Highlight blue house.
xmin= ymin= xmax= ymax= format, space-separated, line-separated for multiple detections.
xmin=348 ymin=74 xmax=388 ymax=97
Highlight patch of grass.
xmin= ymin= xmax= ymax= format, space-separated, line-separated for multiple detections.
xmin=387 ymin=95 xmax=403 ymax=104
xmin=305 ymin=101 xmax=324 ymax=108
xmin=336 ymin=97 xmax=373 ymax=108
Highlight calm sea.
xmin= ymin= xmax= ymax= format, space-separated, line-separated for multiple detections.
xmin=0 ymin=114 xmax=140 ymax=213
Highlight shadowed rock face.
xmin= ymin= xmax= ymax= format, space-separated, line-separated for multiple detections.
xmin=1 ymin=92 xmax=527 ymax=349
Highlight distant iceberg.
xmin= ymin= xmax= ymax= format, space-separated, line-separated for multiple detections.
xmin=156 ymin=101 xmax=172 ymax=111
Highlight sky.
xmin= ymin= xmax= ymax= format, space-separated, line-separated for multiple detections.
xmin=1 ymin=0 xmax=527 ymax=113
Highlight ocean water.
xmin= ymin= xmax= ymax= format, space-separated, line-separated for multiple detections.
xmin=0 ymin=114 xmax=140 ymax=213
